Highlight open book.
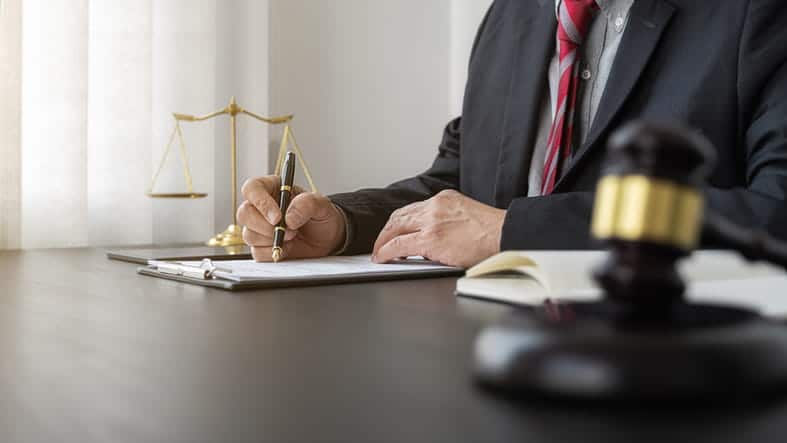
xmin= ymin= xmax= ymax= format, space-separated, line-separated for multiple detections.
xmin=457 ymin=250 xmax=787 ymax=314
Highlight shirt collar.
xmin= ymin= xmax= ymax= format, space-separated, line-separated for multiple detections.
xmin=554 ymin=0 xmax=613 ymax=17
xmin=554 ymin=0 xmax=633 ymax=21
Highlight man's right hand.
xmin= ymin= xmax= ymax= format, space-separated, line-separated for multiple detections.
xmin=237 ymin=176 xmax=346 ymax=262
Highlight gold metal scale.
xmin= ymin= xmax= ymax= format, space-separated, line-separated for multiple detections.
xmin=147 ymin=97 xmax=318 ymax=247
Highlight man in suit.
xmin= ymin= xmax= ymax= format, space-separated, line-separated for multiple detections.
xmin=238 ymin=0 xmax=787 ymax=268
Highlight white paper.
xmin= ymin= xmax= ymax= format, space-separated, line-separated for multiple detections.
xmin=518 ymin=250 xmax=784 ymax=293
xmin=179 ymin=255 xmax=457 ymax=282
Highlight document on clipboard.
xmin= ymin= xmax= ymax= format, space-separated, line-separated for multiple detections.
xmin=138 ymin=255 xmax=464 ymax=291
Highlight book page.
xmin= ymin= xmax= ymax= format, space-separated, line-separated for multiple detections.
xmin=179 ymin=255 xmax=457 ymax=282
xmin=466 ymin=250 xmax=784 ymax=295
xmin=521 ymin=251 xmax=603 ymax=293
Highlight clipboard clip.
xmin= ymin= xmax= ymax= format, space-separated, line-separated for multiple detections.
xmin=148 ymin=258 xmax=219 ymax=280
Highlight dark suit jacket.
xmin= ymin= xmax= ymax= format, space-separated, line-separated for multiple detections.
xmin=330 ymin=0 xmax=787 ymax=254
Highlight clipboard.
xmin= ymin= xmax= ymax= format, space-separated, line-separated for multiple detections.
xmin=138 ymin=257 xmax=465 ymax=292
xmin=108 ymin=246 xmax=251 ymax=265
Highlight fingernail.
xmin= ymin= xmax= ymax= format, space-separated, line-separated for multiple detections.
xmin=267 ymin=209 xmax=279 ymax=223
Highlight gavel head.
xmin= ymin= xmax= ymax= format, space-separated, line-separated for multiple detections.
xmin=591 ymin=122 xmax=716 ymax=306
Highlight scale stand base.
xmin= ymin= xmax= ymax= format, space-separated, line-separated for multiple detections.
xmin=207 ymin=224 xmax=245 ymax=248
xmin=474 ymin=300 xmax=787 ymax=402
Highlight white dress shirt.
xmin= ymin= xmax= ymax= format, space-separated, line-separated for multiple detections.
xmin=527 ymin=0 xmax=635 ymax=197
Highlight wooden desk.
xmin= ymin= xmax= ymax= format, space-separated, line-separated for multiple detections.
xmin=1 ymin=248 xmax=786 ymax=443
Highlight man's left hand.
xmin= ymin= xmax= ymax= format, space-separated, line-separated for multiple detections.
xmin=371 ymin=190 xmax=506 ymax=268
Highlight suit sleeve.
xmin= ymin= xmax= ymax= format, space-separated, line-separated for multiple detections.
xmin=328 ymin=3 xmax=497 ymax=256
xmin=713 ymin=0 xmax=787 ymax=240
xmin=501 ymin=0 xmax=787 ymax=251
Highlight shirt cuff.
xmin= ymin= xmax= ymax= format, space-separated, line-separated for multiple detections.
xmin=331 ymin=203 xmax=353 ymax=256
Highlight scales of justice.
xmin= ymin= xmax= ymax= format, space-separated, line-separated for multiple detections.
xmin=147 ymin=96 xmax=318 ymax=248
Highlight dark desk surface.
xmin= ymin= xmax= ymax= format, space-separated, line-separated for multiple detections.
xmin=2 ymin=248 xmax=787 ymax=443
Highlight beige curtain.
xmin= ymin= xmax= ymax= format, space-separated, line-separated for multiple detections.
xmin=1 ymin=0 xmax=270 ymax=250
xmin=0 ymin=0 xmax=22 ymax=250
xmin=3 ymin=0 xmax=478 ymax=250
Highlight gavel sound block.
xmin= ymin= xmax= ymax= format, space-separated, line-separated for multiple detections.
xmin=474 ymin=123 xmax=787 ymax=401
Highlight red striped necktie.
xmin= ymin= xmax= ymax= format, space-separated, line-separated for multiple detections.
xmin=541 ymin=0 xmax=600 ymax=195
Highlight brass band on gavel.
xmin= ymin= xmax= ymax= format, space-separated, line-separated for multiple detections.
xmin=592 ymin=175 xmax=703 ymax=251
xmin=591 ymin=123 xmax=715 ymax=252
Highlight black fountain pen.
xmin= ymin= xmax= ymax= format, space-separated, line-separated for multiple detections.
xmin=272 ymin=151 xmax=296 ymax=263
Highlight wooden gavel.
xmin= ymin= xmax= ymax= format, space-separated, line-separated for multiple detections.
xmin=474 ymin=122 xmax=787 ymax=401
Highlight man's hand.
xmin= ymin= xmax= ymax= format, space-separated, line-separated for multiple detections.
xmin=237 ymin=176 xmax=346 ymax=262
xmin=372 ymin=190 xmax=506 ymax=268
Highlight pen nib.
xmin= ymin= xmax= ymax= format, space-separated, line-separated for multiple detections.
xmin=272 ymin=248 xmax=282 ymax=263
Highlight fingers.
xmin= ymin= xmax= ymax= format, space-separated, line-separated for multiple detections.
xmin=242 ymin=225 xmax=296 ymax=247
xmin=372 ymin=201 xmax=427 ymax=256
xmin=373 ymin=232 xmax=427 ymax=264
xmin=238 ymin=205 xmax=296 ymax=244
xmin=285 ymin=192 xmax=334 ymax=230
xmin=237 ymin=201 xmax=275 ymax=236
xmin=240 ymin=176 xmax=334 ymax=259
xmin=241 ymin=176 xmax=282 ymax=224
xmin=239 ymin=175 xmax=306 ymax=240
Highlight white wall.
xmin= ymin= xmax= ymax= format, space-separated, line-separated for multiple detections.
xmin=451 ymin=0 xmax=493 ymax=115
xmin=269 ymin=0 xmax=492 ymax=195
xmin=270 ymin=0 xmax=454 ymax=195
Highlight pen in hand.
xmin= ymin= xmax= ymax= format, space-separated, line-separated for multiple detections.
xmin=272 ymin=151 xmax=297 ymax=263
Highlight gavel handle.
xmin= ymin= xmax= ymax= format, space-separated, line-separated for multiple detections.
xmin=704 ymin=213 xmax=787 ymax=271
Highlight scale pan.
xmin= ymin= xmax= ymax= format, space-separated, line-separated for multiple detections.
xmin=147 ymin=192 xmax=208 ymax=199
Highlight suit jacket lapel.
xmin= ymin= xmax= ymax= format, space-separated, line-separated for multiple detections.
xmin=494 ymin=0 xmax=556 ymax=207
xmin=555 ymin=0 xmax=677 ymax=190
